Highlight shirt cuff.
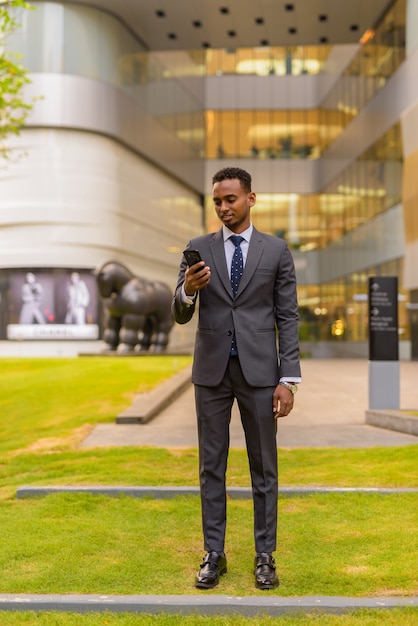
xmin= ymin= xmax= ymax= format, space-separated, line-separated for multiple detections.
xmin=279 ymin=377 xmax=301 ymax=384
xmin=181 ymin=283 xmax=196 ymax=306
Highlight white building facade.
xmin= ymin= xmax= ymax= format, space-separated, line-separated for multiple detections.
xmin=1 ymin=0 xmax=417 ymax=357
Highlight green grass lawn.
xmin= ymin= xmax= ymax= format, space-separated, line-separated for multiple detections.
xmin=0 ymin=492 xmax=416 ymax=597
xmin=0 ymin=356 xmax=192 ymax=455
xmin=0 ymin=356 xmax=416 ymax=619
xmin=0 ymin=357 xmax=416 ymax=498
xmin=0 ymin=609 xmax=417 ymax=625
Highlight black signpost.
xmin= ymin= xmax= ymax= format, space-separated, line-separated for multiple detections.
xmin=368 ymin=276 xmax=399 ymax=361
xmin=368 ymin=276 xmax=400 ymax=409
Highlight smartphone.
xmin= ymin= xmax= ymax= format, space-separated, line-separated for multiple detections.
xmin=183 ymin=249 xmax=203 ymax=270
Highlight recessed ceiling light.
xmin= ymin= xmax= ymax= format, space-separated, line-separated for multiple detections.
xmin=284 ymin=3 xmax=294 ymax=11
xmin=255 ymin=17 xmax=264 ymax=25
xmin=360 ymin=29 xmax=375 ymax=44
xmin=167 ymin=32 xmax=177 ymax=39
xmin=288 ymin=27 xmax=297 ymax=34
xmin=319 ymin=14 xmax=328 ymax=22
xmin=219 ymin=7 xmax=229 ymax=14
xmin=155 ymin=10 xmax=165 ymax=18
xmin=193 ymin=20 xmax=202 ymax=28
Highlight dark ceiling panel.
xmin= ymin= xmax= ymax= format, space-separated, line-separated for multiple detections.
xmin=55 ymin=0 xmax=394 ymax=50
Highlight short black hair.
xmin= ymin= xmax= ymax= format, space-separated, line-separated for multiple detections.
xmin=212 ymin=167 xmax=252 ymax=192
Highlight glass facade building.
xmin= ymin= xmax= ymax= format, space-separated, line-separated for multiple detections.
xmin=1 ymin=0 xmax=417 ymax=357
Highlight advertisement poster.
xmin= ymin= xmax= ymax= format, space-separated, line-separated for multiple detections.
xmin=7 ymin=270 xmax=99 ymax=340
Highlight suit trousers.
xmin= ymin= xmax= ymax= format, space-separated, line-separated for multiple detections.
xmin=194 ymin=356 xmax=278 ymax=554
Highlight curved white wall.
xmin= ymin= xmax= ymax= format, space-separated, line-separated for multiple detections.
xmin=0 ymin=128 xmax=202 ymax=351
xmin=0 ymin=128 xmax=202 ymax=281
xmin=9 ymin=2 xmax=205 ymax=192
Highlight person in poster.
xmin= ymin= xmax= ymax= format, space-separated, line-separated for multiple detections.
xmin=19 ymin=272 xmax=46 ymax=324
xmin=65 ymin=272 xmax=90 ymax=325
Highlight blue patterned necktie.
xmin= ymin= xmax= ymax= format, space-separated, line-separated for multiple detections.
xmin=230 ymin=235 xmax=244 ymax=297
xmin=229 ymin=235 xmax=244 ymax=356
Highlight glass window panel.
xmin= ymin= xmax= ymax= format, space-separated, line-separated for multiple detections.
xmin=7 ymin=2 xmax=64 ymax=73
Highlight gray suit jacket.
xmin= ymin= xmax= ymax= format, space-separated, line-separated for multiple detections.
xmin=172 ymin=227 xmax=301 ymax=387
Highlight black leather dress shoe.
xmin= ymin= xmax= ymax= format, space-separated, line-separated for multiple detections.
xmin=254 ymin=552 xmax=279 ymax=590
xmin=195 ymin=551 xmax=227 ymax=589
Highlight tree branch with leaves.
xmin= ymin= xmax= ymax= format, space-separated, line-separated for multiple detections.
xmin=0 ymin=0 xmax=34 ymax=160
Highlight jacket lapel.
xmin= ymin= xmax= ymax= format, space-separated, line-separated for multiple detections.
xmin=209 ymin=230 xmax=233 ymax=298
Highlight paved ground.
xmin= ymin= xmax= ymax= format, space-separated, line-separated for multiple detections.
xmin=81 ymin=359 xmax=418 ymax=449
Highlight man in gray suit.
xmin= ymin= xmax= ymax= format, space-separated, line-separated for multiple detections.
xmin=172 ymin=167 xmax=301 ymax=590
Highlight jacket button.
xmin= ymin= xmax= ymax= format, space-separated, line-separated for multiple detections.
xmin=227 ymin=330 xmax=232 ymax=336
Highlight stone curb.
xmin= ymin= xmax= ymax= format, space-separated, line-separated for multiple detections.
xmin=365 ymin=410 xmax=418 ymax=436
xmin=116 ymin=365 xmax=192 ymax=424
xmin=0 ymin=594 xmax=416 ymax=615
xmin=16 ymin=485 xmax=418 ymax=499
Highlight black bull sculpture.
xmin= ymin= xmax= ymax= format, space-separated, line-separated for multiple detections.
xmin=94 ymin=261 xmax=174 ymax=353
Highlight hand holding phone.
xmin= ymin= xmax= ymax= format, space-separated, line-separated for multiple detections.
xmin=183 ymin=249 xmax=203 ymax=271
xmin=183 ymin=248 xmax=210 ymax=293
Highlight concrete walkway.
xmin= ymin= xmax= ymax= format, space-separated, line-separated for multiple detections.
xmin=81 ymin=359 xmax=418 ymax=449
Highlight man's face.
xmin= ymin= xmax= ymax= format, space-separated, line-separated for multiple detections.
xmin=213 ymin=178 xmax=255 ymax=233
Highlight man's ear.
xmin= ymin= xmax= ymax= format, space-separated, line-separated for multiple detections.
xmin=248 ymin=191 xmax=256 ymax=207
